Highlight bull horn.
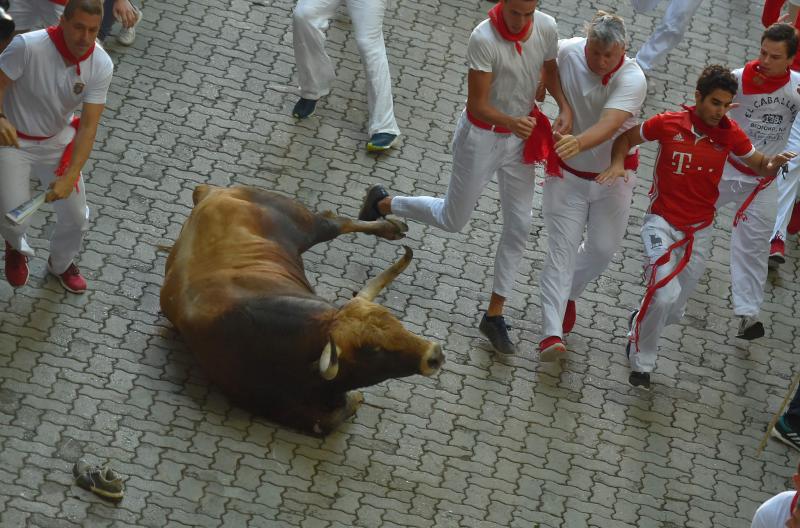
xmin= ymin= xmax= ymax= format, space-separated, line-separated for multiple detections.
xmin=355 ymin=246 xmax=413 ymax=302
xmin=319 ymin=337 xmax=339 ymax=380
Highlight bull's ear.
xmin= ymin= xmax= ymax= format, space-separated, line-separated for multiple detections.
xmin=319 ymin=337 xmax=339 ymax=380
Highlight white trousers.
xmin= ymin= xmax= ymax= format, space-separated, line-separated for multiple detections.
xmin=392 ymin=113 xmax=537 ymax=299
xmin=634 ymin=0 xmax=705 ymax=71
xmin=630 ymin=214 xmax=713 ymax=373
xmin=716 ymin=178 xmax=776 ymax=317
xmin=772 ymin=119 xmax=800 ymax=242
xmin=0 ymin=126 xmax=89 ymax=274
xmin=9 ymin=0 xmax=64 ymax=30
xmin=292 ymin=0 xmax=399 ymax=137
xmin=539 ymin=171 xmax=636 ymax=338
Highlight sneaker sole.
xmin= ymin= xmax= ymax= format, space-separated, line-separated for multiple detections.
xmin=293 ymin=109 xmax=315 ymax=119
xmin=769 ymin=254 xmax=785 ymax=265
xmin=49 ymin=270 xmax=86 ymax=294
xmin=539 ymin=343 xmax=566 ymax=362
xmin=771 ymin=426 xmax=800 ymax=453
xmin=87 ymin=484 xmax=124 ymax=500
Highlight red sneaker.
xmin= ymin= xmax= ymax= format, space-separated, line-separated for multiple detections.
xmin=4 ymin=241 xmax=28 ymax=287
xmin=789 ymin=202 xmax=800 ymax=235
xmin=562 ymin=299 xmax=576 ymax=334
xmin=539 ymin=336 xmax=566 ymax=362
xmin=49 ymin=261 xmax=87 ymax=293
xmin=769 ymin=238 xmax=786 ymax=265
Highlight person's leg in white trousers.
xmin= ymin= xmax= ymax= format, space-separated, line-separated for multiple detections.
xmin=773 ymin=163 xmax=800 ymax=244
xmin=716 ymin=179 xmax=776 ymax=318
xmin=392 ymin=115 xmax=534 ymax=298
xmin=635 ymin=0 xmax=704 ymax=71
xmin=539 ymin=175 xmax=591 ymax=339
xmin=570 ymin=173 xmax=636 ymax=300
xmin=293 ymin=0 xmax=398 ymax=136
xmin=630 ymin=215 xmax=712 ymax=373
xmin=0 ymin=136 xmax=89 ymax=274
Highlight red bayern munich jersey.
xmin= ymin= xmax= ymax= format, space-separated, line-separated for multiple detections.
xmin=640 ymin=110 xmax=754 ymax=228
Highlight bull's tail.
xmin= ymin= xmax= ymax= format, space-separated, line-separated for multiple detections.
xmin=155 ymin=243 xmax=173 ymax=252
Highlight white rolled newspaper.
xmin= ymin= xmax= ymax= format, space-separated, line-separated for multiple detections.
xmin=5 ymin=191 xmax=46 ymax=225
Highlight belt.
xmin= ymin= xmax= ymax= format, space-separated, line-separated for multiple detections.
xmin=559 ymin=150 xmax=640 ymax=181
xmin=466 ymin=110 xmax=512 ymax=134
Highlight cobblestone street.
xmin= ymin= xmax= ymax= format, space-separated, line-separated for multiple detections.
xmin=1 ymin=0 xmax=799 ymax=526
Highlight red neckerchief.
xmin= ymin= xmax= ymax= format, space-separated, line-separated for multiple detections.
xmin=488 ymin=2 xmax=531 ymax=56
xmin=741 ymin=60 xmax=790 ymax=95
xmin=584 ymin=45 xmax=626 ymax=85
xmin=792 ymin=491 xmax=799 ymax=513
xmin=521 ymin=107 xmax=561 ymax=176
xmin=681 ymin=104 xmax=737 ymax=149
xmin=46 ymin=25 xmax=94 ymax=76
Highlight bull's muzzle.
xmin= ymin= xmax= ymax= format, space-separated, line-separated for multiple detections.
xmin=419 ymin=343 xmax=444 ymax=376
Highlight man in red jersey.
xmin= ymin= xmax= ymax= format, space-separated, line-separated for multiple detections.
xmin=597 ymin=65 xmax=796 ymax=390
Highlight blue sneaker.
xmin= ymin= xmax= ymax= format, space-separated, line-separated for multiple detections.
xmin=366 ymin=133 xmax=398 ymax=152
xmin=292 ymin=98 xmax=317 ymax=119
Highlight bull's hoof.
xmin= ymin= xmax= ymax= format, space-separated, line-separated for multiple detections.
xmin=377 ymin=218 xmax=408 ymax=240
xmin=310 ymin=391 xmax=364 ymax=436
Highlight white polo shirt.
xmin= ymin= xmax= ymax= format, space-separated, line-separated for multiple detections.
xmin=751 ymin=490 xmax=795 ymax=528
xmin=556 ymin=37 xmax=646 ymax=173
xmin=467 ymin=11 xmax=558 ymax=119
xmin=0 ymin=29 xmax=113 ymax=137
xmin=723 ymin=67 xmax=800 ymax=183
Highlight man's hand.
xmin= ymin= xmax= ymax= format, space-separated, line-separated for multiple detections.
xmin=46 ymin=177 xmax=75 ymax=202
xmin=552 ymin=105 xmax=573 ymax=135
xmin=0 ymin=116 xmax=19 ymax=148
xmin=511 ymin=115 xmax=536 ymax=139
xmin=554 ymin=132 xmax=580 ymax=160
xmin=113 ymin=0 xmax=138 ymax=28
xmin=766 ymin=150 xmax=798 ymax=176
xmin=596 ymin=164 xmax=627 ymax=185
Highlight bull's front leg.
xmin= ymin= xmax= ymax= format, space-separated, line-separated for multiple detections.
xmin=310 ymin=391 xmax=364 ymax=436
xmin=320 ymin=211 xmax=408 ymax=240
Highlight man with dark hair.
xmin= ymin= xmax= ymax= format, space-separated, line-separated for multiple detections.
xmin=357 ymin=0 xmax=573 ymax=355
xmin=0 ymin=0 xmax=113 ymax=293
xmin=751 ymin=459 xmax=800 ymax=527
xmin=715 ymin=23 xmax=800 ymax=340
xmin=598 ymin=65 xmax=795 ymax=390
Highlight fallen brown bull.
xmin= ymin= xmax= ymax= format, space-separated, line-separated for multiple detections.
xmin=160 ymin=185 xmax=444 ymax=436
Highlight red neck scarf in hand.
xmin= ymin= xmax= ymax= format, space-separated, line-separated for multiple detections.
xmin=46 ymin=25 xmax=94 ymax=76
xmin=682 ymin=104 xmax=737 ymax=149
xmin=488 ymin=2 xmax=531 ymax=55
xmin=741 ymin=59 xmax=790 ymax=95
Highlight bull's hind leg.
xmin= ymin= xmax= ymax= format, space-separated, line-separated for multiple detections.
xmin=318 ymin=212 xmax=408 ymax=241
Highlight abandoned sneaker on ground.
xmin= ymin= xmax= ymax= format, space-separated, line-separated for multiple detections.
xmin=479 ymin=313 xmax=517 ymax=355
xmin=73 ymin=460 xmax=124 ymax=501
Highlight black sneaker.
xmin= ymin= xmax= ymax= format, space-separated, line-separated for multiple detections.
xmin=628 ymin=371 xmax=651 ymax=390
xmin=479 ymin=313 xmax=517 ymax=355
xmin=772 ymin=415 xmax=800 ymax=452
xmin=73 ymin=460 xmax=124 ymax=501
xmin=357 ymin=184 xmax=389 ymax=221
xmin=736 ymin=316 xmax=765 ymax=340
xmin=292 ymin=97 xmax=317 ymax=119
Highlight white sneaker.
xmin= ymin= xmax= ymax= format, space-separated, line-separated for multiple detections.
xmin=116 ymin=7 xmax=142 ymax=46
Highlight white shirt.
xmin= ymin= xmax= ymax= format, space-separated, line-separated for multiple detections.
xmin=0 ymin=30 xmax=113 ymax=137
xmin=556 ymin=37 xmax=647 ymax=173
xmin=467 ymin=11 xmax=558 ymax=119
xmin=751 ymin=491 xmax=795 ymax=528
xmin=724 ymin=68 xmax=800 ymax=182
